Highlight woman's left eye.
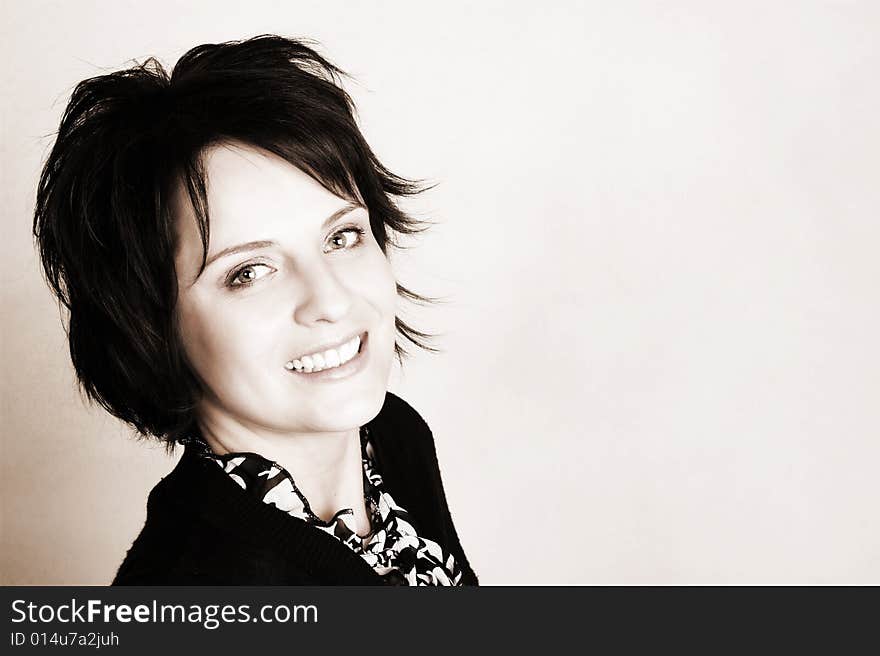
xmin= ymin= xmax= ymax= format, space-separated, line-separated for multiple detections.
xmin=325 ymin=227 xmax=365 ymax=252
xmin=226 ymin=263 xmax=274 ymax=288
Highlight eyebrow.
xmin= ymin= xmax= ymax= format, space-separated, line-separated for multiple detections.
xmin=202 ymin=202 xmax=361 ymax=270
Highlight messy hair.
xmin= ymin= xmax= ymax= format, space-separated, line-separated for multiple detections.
xmin=33 ymin=35 xmax=435 ymax=445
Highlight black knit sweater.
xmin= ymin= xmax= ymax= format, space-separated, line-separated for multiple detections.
xmin=112 ymin=392 xmax=478 ymax=585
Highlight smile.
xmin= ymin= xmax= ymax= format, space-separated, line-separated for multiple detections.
xmin=285 ymin=332 xmax=366 ymax=375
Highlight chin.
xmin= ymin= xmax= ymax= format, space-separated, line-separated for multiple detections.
xmin=350 ymin=383 xmax=389 ymax=424
xmin=293 ymin=384 xmax=388 ymax=434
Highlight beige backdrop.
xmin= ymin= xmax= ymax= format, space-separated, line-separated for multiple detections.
xmin=2 ymin=0 xmax=878 ymax=584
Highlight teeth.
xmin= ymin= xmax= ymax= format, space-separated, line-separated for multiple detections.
xmin=288 ymin=334 xmax=362 ymax=373
xmin=342 ymin=337 xmax=357 ymax=363
xmin=325 ymin=349 xmax=340 ymax=368
xmin=343 ymin=335 xmax=361 ymax=361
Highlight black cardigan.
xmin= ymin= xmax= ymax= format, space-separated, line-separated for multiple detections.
xmin=112 ymin=392 xmax=478 ymax=585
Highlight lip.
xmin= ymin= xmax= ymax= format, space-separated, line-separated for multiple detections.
xmin=286 ymin=332 xmax=369 ymax=382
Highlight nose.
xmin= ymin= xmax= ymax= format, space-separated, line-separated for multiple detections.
xmin=292 ymin=257 xmax=354 ymax=325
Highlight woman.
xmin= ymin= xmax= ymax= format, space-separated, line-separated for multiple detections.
xmin=33 ymin=35 xmax=478 ymax=586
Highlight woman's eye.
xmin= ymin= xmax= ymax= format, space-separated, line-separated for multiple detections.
xmin=227 ymin=263 xmax=274 ymax=288
xmin=325 ymin=227 xmax=364 ymax=252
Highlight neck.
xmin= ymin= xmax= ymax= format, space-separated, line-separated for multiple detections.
xmin=194 ymin=405 xmax=370 ymax=534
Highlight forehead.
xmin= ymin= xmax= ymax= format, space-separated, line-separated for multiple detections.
xmin=202 ymin=142 xmax=346 ymax=223
xmin=172 ymin=142 xmax=352 ymax=259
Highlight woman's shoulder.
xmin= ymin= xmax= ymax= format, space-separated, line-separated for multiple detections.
xmin=377 ymin=390 xmax=428 ymax=423
xmin=370 ymin=391 xmax=436 ymax=451
xmin=112 ymin=443 xmax=383 ymax=586
xmin=369 ymin=392 xmax=480 ymax=585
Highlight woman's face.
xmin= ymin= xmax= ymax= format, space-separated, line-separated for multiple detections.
xmin=173 ymin=142 xmax=398 ymax=436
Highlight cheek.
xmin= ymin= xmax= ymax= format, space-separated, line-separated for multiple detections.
xmin=351 ymin=252 xmax=398 ymax=318
xmin=177 ymin=299 xmax=225 ymax=378
xmin=371 ymin=262 xmax=399 ymax=362
xmin=176 ymin=292 xmax=271 ymax=380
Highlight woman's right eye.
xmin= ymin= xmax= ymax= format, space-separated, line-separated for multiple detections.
xmin=226 ymin=263 xmax=274 ymax=288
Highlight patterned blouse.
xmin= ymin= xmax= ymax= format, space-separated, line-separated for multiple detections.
xmin=185 ymin=426 xmax=463 ymax=586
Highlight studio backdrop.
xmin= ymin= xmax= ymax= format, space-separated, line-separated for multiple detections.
xmin=2 ymin=0 xmax=878 ymax=584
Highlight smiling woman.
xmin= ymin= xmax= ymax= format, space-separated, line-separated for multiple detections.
xmin=33 ymin=35 xmax=478 ymax=586
xmin=173 ymin=145 xmax=398 ymax=451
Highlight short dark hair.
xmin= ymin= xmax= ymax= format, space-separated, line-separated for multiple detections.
xmin=33 ymin=35 xmax=436 ymax=446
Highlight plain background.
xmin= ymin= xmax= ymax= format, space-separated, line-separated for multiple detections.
xmin=2 ymin=0 xmax=878 ymax=584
